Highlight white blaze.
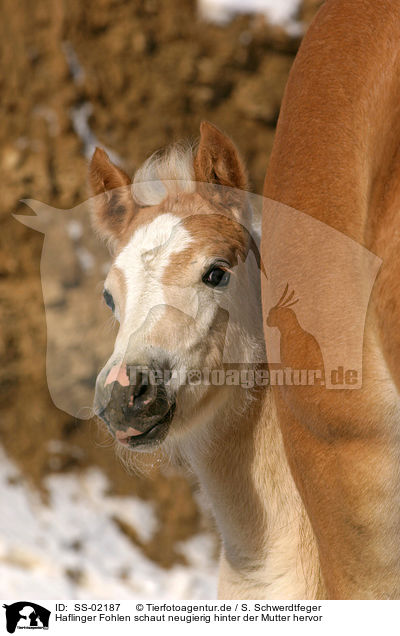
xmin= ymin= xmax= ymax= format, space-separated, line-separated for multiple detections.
xmin=113 ymin=213 xmax=195 ymax=355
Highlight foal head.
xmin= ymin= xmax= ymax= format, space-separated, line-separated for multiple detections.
xmin=90 ymin=122 xmax=263 ymax=452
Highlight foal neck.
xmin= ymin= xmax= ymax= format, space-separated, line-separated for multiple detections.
xmin=183 ymin=387 xmax=323 ymax=599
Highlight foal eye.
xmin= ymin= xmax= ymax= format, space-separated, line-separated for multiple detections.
xmin=202 ymin=265 xmax=231 ymax=289
xmin=103 ymin=289 xmax=115 ymax=312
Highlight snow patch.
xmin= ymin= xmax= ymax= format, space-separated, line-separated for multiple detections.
xmin=198 ymin=0 xmax=302 ymax=33
xmin=0 ymin=448 xmax=217 ymax=599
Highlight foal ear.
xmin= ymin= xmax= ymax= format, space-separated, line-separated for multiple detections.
xmin=89 ymin=147 xmax=136 ymax=243
xmin=194 ymin=121 xmax=247 ymax=190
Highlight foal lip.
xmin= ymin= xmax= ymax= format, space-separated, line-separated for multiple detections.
xmin=115 ymin=403 xmax=176 ymax=448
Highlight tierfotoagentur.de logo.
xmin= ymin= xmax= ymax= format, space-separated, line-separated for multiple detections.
xmin=2 ymin=603 xmax=51 ymax=633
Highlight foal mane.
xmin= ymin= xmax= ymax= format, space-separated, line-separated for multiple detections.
xmin=132 ymin=142 xmax=196 ymax=206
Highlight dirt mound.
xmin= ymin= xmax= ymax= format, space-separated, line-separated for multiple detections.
xmin=0 ymin=0 xmax=322 ymax=568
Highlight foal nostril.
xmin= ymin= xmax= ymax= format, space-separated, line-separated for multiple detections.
xmin=96 ymin=364 xmax=165 ymax=430
xmin=124 ymin=371 xmax=157 ymax=415
xmin=132 ymin=372 xmax=149 ymax=400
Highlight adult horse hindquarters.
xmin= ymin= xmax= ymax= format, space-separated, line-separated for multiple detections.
xmin=262 ymin=0 xmax=400 ymax=598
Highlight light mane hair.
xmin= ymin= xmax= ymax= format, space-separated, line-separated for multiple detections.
xmin=132 ymin=142 xmax=196 ymax=206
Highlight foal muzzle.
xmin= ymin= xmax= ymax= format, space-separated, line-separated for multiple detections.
xmin=94 ymin=364 xmax=176 ymax=449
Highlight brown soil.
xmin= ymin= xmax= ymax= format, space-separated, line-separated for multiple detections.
xmin=0 ymin=0 xmax=322 ymax=568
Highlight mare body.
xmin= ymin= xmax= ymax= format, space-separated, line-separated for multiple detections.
xmin=263 ymin=0 xmax=400 ymax=598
